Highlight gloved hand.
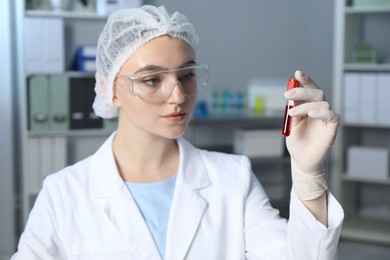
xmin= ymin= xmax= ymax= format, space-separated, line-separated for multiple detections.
xmin=284 ymin=70 xmax=340 ymax=200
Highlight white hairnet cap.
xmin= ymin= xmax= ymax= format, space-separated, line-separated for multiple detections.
xmin=93 ymin=5 xmax=199 ymax=119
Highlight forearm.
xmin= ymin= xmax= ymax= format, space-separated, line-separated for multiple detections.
xmin=300 ymin=191 xmax=328 ymax=227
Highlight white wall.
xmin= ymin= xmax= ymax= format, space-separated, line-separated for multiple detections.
xmin=146 ymin=0 xmax=334 ymax=102
xmin=0 ymin=0 xmax=16 ymax=258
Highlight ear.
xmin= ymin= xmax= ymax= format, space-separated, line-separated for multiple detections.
xmin=112 ymin=82 xmax=122 ymax=108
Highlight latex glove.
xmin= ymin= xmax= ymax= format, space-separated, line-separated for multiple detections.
xmin=284 ymin=70 xmax=340 ymax=200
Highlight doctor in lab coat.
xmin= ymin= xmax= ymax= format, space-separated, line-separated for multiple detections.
xmin=13 ymin=5 xmax=344 ymax=260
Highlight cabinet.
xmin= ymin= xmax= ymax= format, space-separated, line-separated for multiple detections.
xmin=332 ymin=0 xmax=390 ymax=245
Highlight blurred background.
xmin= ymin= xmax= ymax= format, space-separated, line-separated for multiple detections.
xmin=1 ymin=0 xmax=390 ymax=259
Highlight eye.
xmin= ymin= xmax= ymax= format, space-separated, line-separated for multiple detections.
xmin=141 ymin=76 xmax=162 ymax=86
xmin=179 ymin=71 xmax=196 ymax=81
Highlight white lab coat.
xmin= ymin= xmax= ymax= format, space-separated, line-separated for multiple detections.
xmin=12 ymin=133 xmax=344 ymax=260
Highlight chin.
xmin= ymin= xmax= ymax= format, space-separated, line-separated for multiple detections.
xmin=162 ymin=127 xmax=187 ymax=140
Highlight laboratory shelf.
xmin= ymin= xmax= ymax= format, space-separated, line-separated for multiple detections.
xmin=344 ymin=63 xmax=390 ymax=72
xmin=191 ymin=113 xmax=283 ymax=128
xmin=342 ymin=175 xmax=390 ymax=185
xmin=27 ymin=129 xmax=114 ymax=138
xmin=341 ymin=217 xmax=390 ymax=245
xmin=343 ymin=122 xmax=390 ymax=129
xmin=345 ymin=5 xmax=390 ymax=13
xmin=333 ymin=0 xmax=390 ymax=246
xmin=25 ymin=9 xmax=108 ymax=20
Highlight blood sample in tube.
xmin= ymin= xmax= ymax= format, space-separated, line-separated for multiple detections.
xmin=282 ymin=78 xmax=299 ymax=137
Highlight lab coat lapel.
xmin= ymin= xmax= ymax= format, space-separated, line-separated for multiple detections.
xmin=165 ymin=138 xmax=211 ymax=260
xmin=89 ymin=133 xmax=162 ymax=259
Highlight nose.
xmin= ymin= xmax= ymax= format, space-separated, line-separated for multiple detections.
xmin=167 ymin=82 xmax=186 ymax=103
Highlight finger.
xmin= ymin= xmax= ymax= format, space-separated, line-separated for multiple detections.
xmin=295 ymin=70 xmax=319 ymax=90
xmin=289 ymin=101 xmax=330 ymax=116
xmin=284 ymin=88 xmax=325 ymax=102
xmin=308 ymin=109 xmax=340 ymax=124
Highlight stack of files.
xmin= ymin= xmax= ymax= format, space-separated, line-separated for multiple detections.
xmin=29 ymin=75 xmax=105 ymax=132
xmin=70 ymin=78 xmax=103 ymax=129
xmin=28 ymin=75 xmax=50 ymax=132
xmin=28 ymin=75 xmax=69 ymax=132
xmin=24 ymin=17 xmax=64 ymax=74
xmin=49 ymin=75 xmax=70 ymax=131
xmin=27 ymin=136 xmax=67 ymax=208
xmin=344 ymin=72 xmax=390 ymax=125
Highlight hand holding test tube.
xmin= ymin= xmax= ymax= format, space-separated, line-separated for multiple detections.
xmin=283 ymin=71 xmax=340 ymax=201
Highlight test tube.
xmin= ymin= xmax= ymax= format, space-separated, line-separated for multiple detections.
xmin=281 ymin=78 xmax=299 ymax=137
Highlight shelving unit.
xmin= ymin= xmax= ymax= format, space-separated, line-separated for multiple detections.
xmin=14 ymin=1 xmax=125 ymax=227
xmin=332 ymin=0 xmax=390 ymax=245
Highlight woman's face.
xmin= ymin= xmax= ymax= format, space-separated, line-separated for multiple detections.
xmin=113 ymin=36 xmax=197 ymax=139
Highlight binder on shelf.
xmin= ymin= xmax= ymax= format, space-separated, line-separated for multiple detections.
xmin=40 ymin=137 xmax=52 ymax=186
xmin=51 ymin=137 xmax=67 ymax=174
xmin=360 ymin=73 xmax=377 ymax=124
xmin=24 ymin=17 xmax=64 ymax=74
xmin=27 ymin=138 xmax=41 ymax=194
xmin=344 ymin=73 xmax=361 ymax=123
xmin=28 ymin=75 xmax=50 ymax=132
xmin=69 ymin=78 xmax=102 ymax=129
xmin=43 ymin=18 xmax=65 ymax=73
xmin=24 ymin=17 xmax=44 ymax=73
xmin=377 ymin=73 xmax=390 ymax=125
xmin=70 ymin=78 xmax=86 ymax=129
xmin=26 ymin=137 xmax=68 ymax=198
xmin=49 ymin=75 xmax=69 ymax=131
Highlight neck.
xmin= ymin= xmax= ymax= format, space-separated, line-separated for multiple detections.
xmin=112 ymin=127 xmax=180 ymax=183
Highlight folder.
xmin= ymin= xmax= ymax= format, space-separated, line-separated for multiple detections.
xmin=42 ymin=18 xmax=64 ymax=73
xmin=24 ymin=17 xmax=44 ymax=74
xmin=69 ymin=77 xmax=103 ymax=129
xmin=360 ymin=73 xmax=377 ymax=124
xmin=49 ymin=75 xmax=69 ymax=131
xmin=344 ymin=73 xmax=361 ymax=123
xmin=24 ymin=17 xmax=64 ymax=74
xmin=39 ymin=137 xmax=52 ymax=187
xmin=377 ymin=73 xmax=390 ymax=125
xmin=69 ymin=78 xmax=86 ymax=129
xmin=27 ymin=138 xmax=40 ymax=194
xmin=28 ymin=75 xmax=50 ymax=132
xmin=51 ymin=137 xmax=67 ymax=173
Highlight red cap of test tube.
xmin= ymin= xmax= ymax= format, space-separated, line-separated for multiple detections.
xmin=287 ymin=78 xmax=299 ymax=90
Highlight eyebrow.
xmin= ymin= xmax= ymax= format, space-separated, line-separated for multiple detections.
xmin=133 ymin=60 xmax=197 ymax=74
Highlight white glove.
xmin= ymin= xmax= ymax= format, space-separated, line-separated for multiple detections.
xmin=284 ymin=71 xmax=340 ymax=200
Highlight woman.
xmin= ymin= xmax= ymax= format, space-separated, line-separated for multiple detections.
xmin=13 ymin=5 xmax=343 ymax=259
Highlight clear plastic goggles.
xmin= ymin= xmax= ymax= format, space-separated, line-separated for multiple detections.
xmin=116 ymin=64 xmax=209 ymax=103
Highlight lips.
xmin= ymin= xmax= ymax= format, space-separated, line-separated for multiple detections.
xmin=162 ymin=111 xmax=187 ymax=122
